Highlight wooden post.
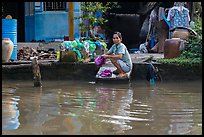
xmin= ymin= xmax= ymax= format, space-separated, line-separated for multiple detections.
xmin=32 ymin=57 xmax=42 ymax=87
xmin=68 ymin=2 xmax=74 ymax=41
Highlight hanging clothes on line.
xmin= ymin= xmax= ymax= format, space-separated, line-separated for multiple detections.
xmin=167 ymin=2 xmax=190 ymax=29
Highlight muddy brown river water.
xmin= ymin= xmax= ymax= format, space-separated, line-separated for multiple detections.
xmin=2 ymin=80 xmax=202 ymax=135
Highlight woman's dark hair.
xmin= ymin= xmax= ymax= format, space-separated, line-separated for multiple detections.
xmin=113 ymin=31 xmax=122 ymax=39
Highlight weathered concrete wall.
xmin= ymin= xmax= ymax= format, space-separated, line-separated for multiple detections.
xmin=131 ymin=63 xmax=202 ymax=81
xmin=2 ymin=63 xmax=202 ymax=81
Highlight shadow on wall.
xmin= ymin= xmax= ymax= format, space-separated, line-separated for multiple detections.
xmin=106 ymin=13 xmax=141 ymax=50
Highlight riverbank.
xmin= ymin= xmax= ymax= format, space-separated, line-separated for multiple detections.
xmin=2 ymin=59 xmax=202 ymax=81
xmin=2 ymin=42 xmax=202 ymax=82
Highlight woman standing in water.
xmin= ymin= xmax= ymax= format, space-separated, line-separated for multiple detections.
xmin=103 ymin=31 xmax=132 ymax=78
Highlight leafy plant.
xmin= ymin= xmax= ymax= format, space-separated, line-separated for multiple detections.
xmin=183 ymin=17 xmax=202 ymax=59
xmin=75 ymin=2 xmax=119 ymax=39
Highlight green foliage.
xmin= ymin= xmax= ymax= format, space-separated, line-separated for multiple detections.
xmin=75 ymin=2 xmax=119 ymax=37
xmin=158 ymin=57 xmax=201 ymax=67
xmin=183 ymin=17 xmax=202 ymax=59
xmin=158 ymin=17 xmax=202 ymax=66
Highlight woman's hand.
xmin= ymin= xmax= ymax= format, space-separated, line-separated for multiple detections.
xmin=103 ymin=54 xmax=108 ymax=59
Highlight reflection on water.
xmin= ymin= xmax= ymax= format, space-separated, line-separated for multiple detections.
xmin=2 ymin=88 xmax=20 ymax=130
xmin=2 ymin=80 xmax=202 ymax=135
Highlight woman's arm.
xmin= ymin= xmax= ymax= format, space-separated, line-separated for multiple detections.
xmin=104 ymin=53 xmax=123 ymax=60
xmin=105 ymin=51 xmax=112 ymax=55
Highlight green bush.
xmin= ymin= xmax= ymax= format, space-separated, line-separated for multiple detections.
xmin=183 ymin=17 xmax=202 ymax=59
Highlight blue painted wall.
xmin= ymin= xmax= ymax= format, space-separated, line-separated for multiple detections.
xmin=35 ymin=11 xmax=80 ymax=42
xmin=25 ymin=2 xmax=81 ymax=42
xmin=25 ymin=16 xmax=35 ymax=42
